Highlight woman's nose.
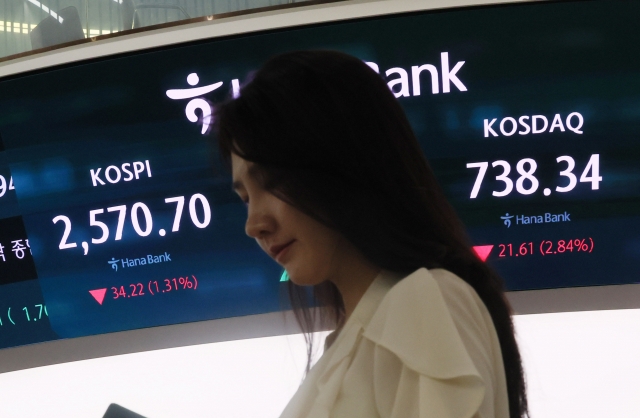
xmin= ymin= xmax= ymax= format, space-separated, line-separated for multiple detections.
xmin=245 ymin=206 xmax=274 ymax=239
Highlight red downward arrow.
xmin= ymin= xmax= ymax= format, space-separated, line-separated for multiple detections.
xmin=89 ymin=288 xmax=107 ymax=305
xmin=472 ymin=245 xmax=494 ymax=262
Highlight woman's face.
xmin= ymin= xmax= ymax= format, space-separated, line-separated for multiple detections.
xmin=231 ymin=153 xmax=347 ymax=286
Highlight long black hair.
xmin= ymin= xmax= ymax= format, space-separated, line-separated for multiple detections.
xmin=214 ymin=50 xmax=528 ymax=418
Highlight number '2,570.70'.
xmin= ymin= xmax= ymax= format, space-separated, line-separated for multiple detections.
xmin=52 ymin=194 xmax=211 ymax=250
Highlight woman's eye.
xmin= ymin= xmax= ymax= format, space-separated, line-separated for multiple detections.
xmin=235 ymin=193 xmax=248 ymax=206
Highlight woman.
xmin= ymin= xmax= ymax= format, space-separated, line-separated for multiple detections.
xmin=214 ymin=50 xmax=528 ymax=418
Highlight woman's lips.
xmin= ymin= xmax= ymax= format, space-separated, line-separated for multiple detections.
xmin=274 ymin=240 xmax=295 ymax=263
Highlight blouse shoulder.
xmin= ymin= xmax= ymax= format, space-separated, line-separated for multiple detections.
xmin=427 ymin=269 xmax=502 ymax=350
xmin=362 ymin=268 xmax=486 ymax=379
xmin=360 ymin=268 xmax=508 ymax=418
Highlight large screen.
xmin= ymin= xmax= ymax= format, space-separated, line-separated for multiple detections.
xmin=0 ymin=0 xmax=638 ymax=350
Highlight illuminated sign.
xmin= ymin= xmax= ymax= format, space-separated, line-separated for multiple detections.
xmin=0 ymin=0 xmax=638 ymax=351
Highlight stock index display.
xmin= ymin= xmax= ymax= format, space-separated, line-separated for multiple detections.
xmin=0 ymin=0 xmax=639 ymax=349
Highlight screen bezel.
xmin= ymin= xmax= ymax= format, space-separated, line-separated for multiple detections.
xmin=0 ymin=0 xmax=540 ymax=78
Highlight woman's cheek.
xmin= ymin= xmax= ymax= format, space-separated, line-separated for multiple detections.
xmin=288 ymin=252 xmax=328 ymax=287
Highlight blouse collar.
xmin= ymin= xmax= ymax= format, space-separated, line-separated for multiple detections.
xmin=350 ymin=269 xmax=403 ymax=328
xmin=324 ymin=269 xmax=402 ymax=351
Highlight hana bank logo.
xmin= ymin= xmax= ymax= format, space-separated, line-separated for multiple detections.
xmin=108 ymin=257 xmax=119 ymax=271
xmin=166 ymin=73 xmax=240 ymax=134
xmin=500 ymin=211 xmax=571 ymax=228
xmin=501 ymin=213 xmax=514 ymax=228
xmin=166 ymin=52 xmax=467 ymax=135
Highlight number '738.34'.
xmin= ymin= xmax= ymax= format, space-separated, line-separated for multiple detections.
xmin=466 ymin=154 xmax=601 ymax=199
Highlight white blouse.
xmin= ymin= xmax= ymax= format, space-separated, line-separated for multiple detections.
xmin=279 ymin=268 xmax=509 ymax=418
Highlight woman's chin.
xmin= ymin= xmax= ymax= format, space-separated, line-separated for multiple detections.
xmin=287 ymin=270 xmax=325 ymax=287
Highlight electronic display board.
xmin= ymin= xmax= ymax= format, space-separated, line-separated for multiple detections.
xmin=0 ymin=0 xmax=639 ymax=350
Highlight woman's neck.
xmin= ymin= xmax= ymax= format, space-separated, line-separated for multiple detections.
xmin=329 ymin=254 xmax=381 ymax=323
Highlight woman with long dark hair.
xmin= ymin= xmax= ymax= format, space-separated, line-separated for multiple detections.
xmin=215 ymin=50 xmax=528 ymax=418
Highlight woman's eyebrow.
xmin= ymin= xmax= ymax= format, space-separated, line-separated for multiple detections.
xmin=232 ymin=164 xmax=260 ymax=192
